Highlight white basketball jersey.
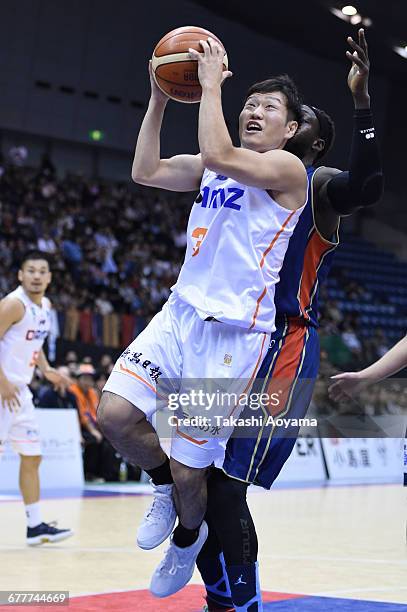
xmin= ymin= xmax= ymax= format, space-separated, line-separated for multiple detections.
xmin=0 ymin=286 xmax=51 ymax=385
xmin=173 ymin=169 xmax=306 ymax=333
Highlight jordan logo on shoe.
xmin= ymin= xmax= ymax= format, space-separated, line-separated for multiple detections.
xmin=234 ymin=574 xmax=247 ymax=585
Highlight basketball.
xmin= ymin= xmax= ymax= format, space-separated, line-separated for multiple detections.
xmin=151 ymin=26 xmax=228 ymax=103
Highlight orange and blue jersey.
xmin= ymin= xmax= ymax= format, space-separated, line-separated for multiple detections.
xmin=223 ymin=166 xmax=340 ymax=488
xmin=274 ymin=166 xmax=339 ymax=328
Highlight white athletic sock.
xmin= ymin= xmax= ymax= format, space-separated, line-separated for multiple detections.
xmin=25 ymin=502 xmax=42 ymax=528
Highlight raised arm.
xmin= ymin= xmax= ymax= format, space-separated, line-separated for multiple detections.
xmin=131 ymin=62 xmax=203 ymax=192
xmin=189 ymin=39 xmax=307 ymax=209
xmin=317 ymin=29 xmax=384 ymax=220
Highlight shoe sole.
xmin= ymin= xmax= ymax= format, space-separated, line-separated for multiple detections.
xmin=27 ymin=530 xmax=74 ymax=547
xmin=150 ymin=521 xmax=209 ymax=598
xmin=137 ymin=514 xmax=176 ymax=550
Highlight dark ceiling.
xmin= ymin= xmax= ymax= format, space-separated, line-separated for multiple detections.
xmin=194 ymin=0 xmax=407 ymax=84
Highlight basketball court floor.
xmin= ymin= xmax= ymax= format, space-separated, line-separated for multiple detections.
xmin=0 ymin=482 xmax=406 ymax=611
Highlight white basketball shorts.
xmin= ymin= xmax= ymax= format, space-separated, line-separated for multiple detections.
xmin=0 ymin=386 xmax=41 ymax=456
xmin=104 ymin=294 xmax=269 ymax=468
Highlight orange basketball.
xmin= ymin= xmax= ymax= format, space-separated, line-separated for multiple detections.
xmin=151 ymin=26 xmax=228 ymax=104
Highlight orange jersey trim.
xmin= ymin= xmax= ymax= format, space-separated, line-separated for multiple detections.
xmin=175 ymin=426 xmax=208 ymax=445
xmin=249 ymin=287 xmax=267 ymax=330
xmin=250 ymin=210 xmax=296 ymax=330
xmin=119 ymin=362 xmax=157 ymax=395
xmin=299 ymin=230 xmax=333 ymax=320
xmin=229 ymin=332 xmax=268 ymax=418
xmin=259 ymin=210 xmax=296 ymax=269
xmin=119 ymin=364 xmax=208 ymax=443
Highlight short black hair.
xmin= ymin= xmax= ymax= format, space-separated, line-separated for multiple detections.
xmin=245 ymin=75 xmax=302 ymax=124
xmin=20 ymin=250 xmax=52 ymax=270
xmin=310 ymin=106 xmax=336 ymax=162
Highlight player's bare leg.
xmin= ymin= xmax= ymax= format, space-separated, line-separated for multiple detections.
xmin=170 ymin=458 xmax=207 ymax=529
xmin=97 ymin=391 xmax=167 ymax=469
xmin=19 ymin=454 xmax=41 ymax=504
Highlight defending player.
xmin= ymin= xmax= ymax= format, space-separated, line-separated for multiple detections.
xmin=0 ymin=250 xmax=73 ymax=545
xmin=197 ymin=29 xmax=384 ymax=612
xmin=97 ymin=39 xmax=307 ymax=597
xmin=329 ymin=335 xmax=407 ymax=513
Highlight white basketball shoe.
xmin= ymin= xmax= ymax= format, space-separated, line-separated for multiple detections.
xmin=150 ymin=521 xmax=209 ymax=598
xmin=137 ymin=481 xmax=176 ymax=550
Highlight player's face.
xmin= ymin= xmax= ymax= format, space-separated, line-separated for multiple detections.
xmin=284 ymin=105 xmax=320 ymax=160
xmin=18 ymin=259 xmax=51 ymax=295
xmin=239 ymin=92 xmax=298 ymax=152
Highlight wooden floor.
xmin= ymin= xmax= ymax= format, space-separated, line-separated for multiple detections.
xmin=0 ymin=484 xmax=406 ymax=605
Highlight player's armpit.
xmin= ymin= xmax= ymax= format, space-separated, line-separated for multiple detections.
xmin=132 ymin=153 xmax=204 ymax=192
xmin=202 ymin=147 xmax=307 ymax=204
xmin=313 ymin=167 xmax=342 ymax=239
xmin=0 ymin=298 xmax=25 ymax=339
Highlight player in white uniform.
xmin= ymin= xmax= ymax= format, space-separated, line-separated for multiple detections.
xmin=0 ymin=251 xmax=73 ymax=545
xmin=98 ymin=38 xmax=308 ymax=596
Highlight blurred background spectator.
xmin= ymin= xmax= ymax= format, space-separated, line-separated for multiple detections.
xmin=39 ymin=366 xmax=79 ymax=409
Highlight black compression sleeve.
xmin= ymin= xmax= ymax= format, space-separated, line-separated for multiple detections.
xmin=326 ymin=108 xmax=384 ymax=215
xmin=205 ymin=468 xmax=258 ymax=565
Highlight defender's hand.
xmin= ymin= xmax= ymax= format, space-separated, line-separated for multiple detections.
xmin=346 ymin=28 xmax=370 ymax=104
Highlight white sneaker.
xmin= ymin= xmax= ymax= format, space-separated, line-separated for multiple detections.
xmin=137 ymin=481 xmax=176 ymax=550
xmin=150 ymin=521 xmax=208 ymax=598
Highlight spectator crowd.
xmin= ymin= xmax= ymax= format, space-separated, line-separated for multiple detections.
xmin=1 ymin=154 xmax=406 ymax=479
xmin=0 ymin=155 xmax=190 ymax=348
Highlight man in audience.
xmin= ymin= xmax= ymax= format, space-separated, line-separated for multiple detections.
xmin=70 ymin=363 xmax=116 ymax=481
xmin=39 ymin=366 xmax=79 ymax=410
